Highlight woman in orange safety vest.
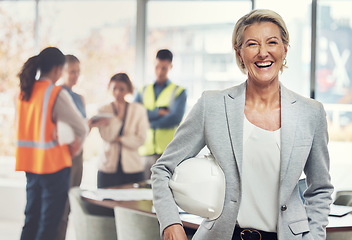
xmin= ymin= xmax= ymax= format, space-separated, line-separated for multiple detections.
xmin=16 ymin=47 xmax=88 ymax=240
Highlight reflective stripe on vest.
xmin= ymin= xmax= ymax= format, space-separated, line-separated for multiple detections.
xmin=17 ymin=84 xmax=56 ymax=149
xmin=16 ymin=81 xmax=71 ymax=174
xmin=138 ymin=82 xmax=184 ymax=156
xmin=16 ymin=140 xmax=57 ymax=149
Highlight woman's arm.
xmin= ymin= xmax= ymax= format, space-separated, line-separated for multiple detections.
xmin=53 ymin=90 xmax=88 ymax=139
xmin=151 ymin=93 xmax=207 ymax=238
xmin=149 ymin=90 xmax=187 ymax=129
xmin=52 ymin=90 xmax=89 ymax=156
xmin=303 ymin=103 xmax=334 ymax=240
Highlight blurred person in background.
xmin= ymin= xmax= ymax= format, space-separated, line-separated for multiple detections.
xmin=16 ymin=47 xmax=88 ymax=240
xmin=95 ymin=73 xmax=149 ymax=188
xmin=135 ymin=49 xmax=187 ymax=179
xmin=56 ymin=54 xmax=87 ymax=240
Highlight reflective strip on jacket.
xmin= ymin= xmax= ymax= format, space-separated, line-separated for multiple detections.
xmin=15 ymin=80 xmax=71 ymax=174
xmin=139 ymin=82 xmax=184 ymax=156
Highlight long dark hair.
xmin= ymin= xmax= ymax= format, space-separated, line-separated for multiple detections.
xmin=18 ymin=47 xmax=66 ymax=101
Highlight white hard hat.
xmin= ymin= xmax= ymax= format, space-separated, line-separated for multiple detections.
xmin=57 ymin=121 xmax=75 ymax=145
xmin=169 ymin=154 xmax=225 ymax=220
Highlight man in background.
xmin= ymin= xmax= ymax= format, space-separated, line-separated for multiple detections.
xmin=56 ymin=55 xmax=86 ymax=240
xmin=135 ymin=49 xmax=187 ymax=179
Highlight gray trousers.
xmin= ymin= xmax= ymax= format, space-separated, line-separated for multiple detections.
xmin=55 ymin=151 xmax=83 ymax=240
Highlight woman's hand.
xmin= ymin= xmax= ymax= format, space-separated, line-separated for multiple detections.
xmin=111 ymin=137 xmax=121 ymax=144
xmin=88 ymin=118 xmax=110 ymax=130
xmin=163 ymin=224 xmax=188 ymax=240
xmin=52 ymin=126 xmax=58 ymax=141
xmin=69 ymin=138 xmax=82 ymax=157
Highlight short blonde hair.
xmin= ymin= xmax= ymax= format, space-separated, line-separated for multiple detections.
xmin=232 ymin=9 xmax=289 ymax=74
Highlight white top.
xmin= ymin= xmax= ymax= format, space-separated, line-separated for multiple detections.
xmin=237 ymin=116 xmax=281 ymax=232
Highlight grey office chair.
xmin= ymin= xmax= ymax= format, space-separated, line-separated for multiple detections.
xmin=114 ymin=206 xmax=194 ymax=240
xmin=114 ymin=206 xmax=160 ymax=240
xmin=69 ymin=187 xmax=117 ymax=240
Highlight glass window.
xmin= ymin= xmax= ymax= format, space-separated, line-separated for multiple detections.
xmin=146 ymin=1 xmax=252 ymax=106
xmin=38 ymin=0 xmax=137 ymax=102
xmin=316 ymin=0 xmax=352 ymax=190
xmin=255 ymin=0 xmax=312 ymax=97
xmin=0 ymin=1 xmax=35 ymax=160
xmin=38 ymin=0 xmax=137 ymax=164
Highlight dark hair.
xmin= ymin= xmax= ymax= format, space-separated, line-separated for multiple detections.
xmin=18 ymin=47 xmax=66 ymax=101
xmin=65 ymin=54 xmax=80 ymax=64
xmin=156 ymin=49 xmax=173 ymax=62
xmin=109 ymin=73 xmax=134 ymax=93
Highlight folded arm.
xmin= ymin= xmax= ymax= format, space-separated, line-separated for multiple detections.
xmin=150 ymin=90 xmax=187 ymax=129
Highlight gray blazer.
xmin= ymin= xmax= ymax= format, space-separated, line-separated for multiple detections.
xmin=151 ymin=81 xmax=334 ymax=240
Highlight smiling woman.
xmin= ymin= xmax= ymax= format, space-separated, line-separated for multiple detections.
xmin=231 ymin=10 xmax=290 ymax=132
xmin=238 ymin=22 xmax=287 ymax=92
xmin=151 ymin=9 xmax=333 ymax=240
xmin=232 ymin=10 xmax=289 ymax=74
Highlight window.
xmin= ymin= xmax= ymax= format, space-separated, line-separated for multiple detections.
xmin=146 ymin=1 xmax=252 ymax=106
xmin=316 ymin=0 xmax=352 ymax=190
xmin=255 ymin=0 xmax=312 ymax=97
xmin=316 ymin=0 xmax=352 ymax=128
xmin=0 ymin=1 xmax=36 ymax=159
xmin=38 ymin=0 xmax=137 ymax=103
xmin=37 ymin=0 xmax=137 ymax=165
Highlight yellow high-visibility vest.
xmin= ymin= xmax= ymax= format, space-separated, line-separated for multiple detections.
xmin=139 ymin=82 xmax=184 ymax=156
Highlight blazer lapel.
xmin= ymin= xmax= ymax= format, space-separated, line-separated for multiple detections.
xmin=224 ymin=81 xmax=247 ymax=177
xmin=224 ymin=82 xmax=298 ymax=182
xmin=280 ymin=84 xmax=299 ymax=184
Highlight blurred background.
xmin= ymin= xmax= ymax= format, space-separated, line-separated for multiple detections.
xmin=1 ymin=0 xmax=352 ymax=238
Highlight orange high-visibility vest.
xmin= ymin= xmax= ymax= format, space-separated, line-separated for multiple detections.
xmin=15 ymin=80 xmax=71 ymax=174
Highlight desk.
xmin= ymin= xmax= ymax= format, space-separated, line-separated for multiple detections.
xmin=328 ymin=214 xmax=352 ymax=232
xmin=81 ymin=183 xmax=352 ymax=233
xmin=81 ymin=183 xmax=201 ymax=230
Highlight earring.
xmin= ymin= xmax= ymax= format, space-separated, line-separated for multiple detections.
xmin=241 ymin=61 xmax=245 ymax=69
xmin=283 ymin=59 xmax=287 ymax=67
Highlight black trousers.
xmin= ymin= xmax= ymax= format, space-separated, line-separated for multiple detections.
xmin=92 ymin=161 xmax=145 ymax=217
xmin=232 ymin=225 xmax=278 ymax=240
xmin=97 ymin=160 xmax=145 ymax=188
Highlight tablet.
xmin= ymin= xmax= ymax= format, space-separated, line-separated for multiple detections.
xmin=90 ymin=113 xmax=114 ymax=123
xmin=329 ymin=204 xmax=352 ymax=217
